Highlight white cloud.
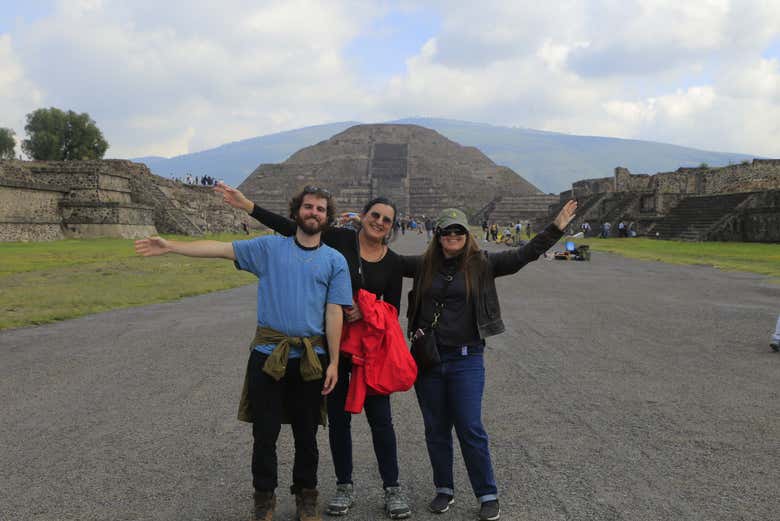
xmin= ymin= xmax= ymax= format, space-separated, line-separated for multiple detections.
xmin=0 ymin=34 xmax=43 ymax=156
xmin=2 ymin=0 xmax=780 ymax=160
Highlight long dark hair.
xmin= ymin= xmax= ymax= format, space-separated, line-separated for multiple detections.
xmin=413 ymin=226 xmax=484 ymax=315
xmin=361 ymin=196 xmax=398 ymax=243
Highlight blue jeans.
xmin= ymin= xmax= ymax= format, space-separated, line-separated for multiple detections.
xmin=414 ymin=348 xmax=498 ymax=502
xmin=327 ymin=358 xmax=400 ymax=488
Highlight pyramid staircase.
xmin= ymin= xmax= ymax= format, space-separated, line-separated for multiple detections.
xmin=653 ymin=193 xmax=751 ymax=241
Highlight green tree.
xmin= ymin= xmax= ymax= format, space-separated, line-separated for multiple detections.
xmin=0 ymin=127 xmax=16 ymax=159
xmin=22 ymin=107 xmax=109 ymax=160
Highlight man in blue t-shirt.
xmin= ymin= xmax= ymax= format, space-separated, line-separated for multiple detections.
xmin=135 ymin=186 xmax=352 ymax=521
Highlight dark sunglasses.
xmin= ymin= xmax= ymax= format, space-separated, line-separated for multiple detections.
xmin=369 ymin=210 xmax=394 ymax=225
xmin=439 ymin=226 xmax=467 ymax=237
xmin=303 ymin=185 xmax=331 ymax=196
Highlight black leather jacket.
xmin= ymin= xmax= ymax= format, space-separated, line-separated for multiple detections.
xmin=404 ymin=224 xmax=563 ymax=339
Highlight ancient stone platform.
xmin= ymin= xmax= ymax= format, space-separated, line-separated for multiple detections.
xmin=239 ymin=124 xmax=544 ymax=222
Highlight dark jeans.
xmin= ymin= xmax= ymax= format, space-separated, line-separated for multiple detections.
xmin=248 ymin=350 xmax=326 ymax=493
xmin=414 ymin=349 xmax=498 ymax=502
xmin=327 ymin=358 xmax=400 ymax=488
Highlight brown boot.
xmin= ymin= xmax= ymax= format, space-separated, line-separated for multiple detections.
xmin=252 ymin=491 xmax=276 ymax=521
xmin=294 ymin=488 xmax=320 ymax=521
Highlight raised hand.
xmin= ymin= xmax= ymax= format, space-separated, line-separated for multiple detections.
xmin=553 ymin=200 xmax=578 ymax=231
xmin=134 ymin=236 xmax=171 ymax=257
xmin=214 ymin=182 xmax=253 ymax=213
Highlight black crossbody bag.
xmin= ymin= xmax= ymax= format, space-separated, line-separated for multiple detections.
xmin=410 ymin=270 xmax=454 ymax=373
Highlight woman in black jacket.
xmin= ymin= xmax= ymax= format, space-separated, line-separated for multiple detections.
xmin=214 ymin=183 xmax=411 ymax=519
xmin=403 ymin=201 xmax=577 ymax=521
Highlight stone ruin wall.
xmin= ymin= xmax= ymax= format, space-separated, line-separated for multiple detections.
xmin=0 ymin=178 xmax=67 ymax=241
xmin=564 ymin=159 xmax=780 ymax=242
xmin=572 ymin=176 xmax=615 ymax=199
xmin=700 ymin=159 xmax=780 ymax=194
xmin=0 ymin=160 xmax=248 ymax=242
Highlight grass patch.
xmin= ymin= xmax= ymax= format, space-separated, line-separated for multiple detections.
xmin=0 ymin=233 xmax=263 ymax=330
xmin=577 ymin=238 xmax=780 ymax=280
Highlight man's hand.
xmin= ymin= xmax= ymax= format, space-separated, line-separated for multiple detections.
xmin=214 ymin=182 xmax=253 ymax=213
xmin=134 ymin=236 xmax=171 ymax=257
xmin=322 ymin=362 xmax=338 ymax=395
xmin=553 ymin=200 xmax=578 ymax=232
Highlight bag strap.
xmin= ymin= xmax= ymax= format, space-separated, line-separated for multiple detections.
xmin=430 ymin=268 xmax=455 ymax=330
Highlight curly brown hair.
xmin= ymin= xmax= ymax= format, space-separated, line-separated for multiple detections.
xmin=289 ymin=185 xmax=336 ymax=228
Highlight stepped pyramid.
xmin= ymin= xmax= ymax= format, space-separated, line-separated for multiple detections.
xmin=238 ymin=124 xmax=542 ymax=220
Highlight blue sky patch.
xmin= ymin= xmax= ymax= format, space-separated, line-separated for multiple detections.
xmin=344 ymin=7 xmax=440 ymax=81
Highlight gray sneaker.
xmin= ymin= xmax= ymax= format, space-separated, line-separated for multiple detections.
xmin=326 ymin=484 xmax=354 ymax=516
xmin=384 ymin=486 xmax=411 ymax=519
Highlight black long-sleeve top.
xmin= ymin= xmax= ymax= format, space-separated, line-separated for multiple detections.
xmin=402 ymin=223 xmax=564 ymax=341
xmin=249 ymin=204 xmax=403 ymax=312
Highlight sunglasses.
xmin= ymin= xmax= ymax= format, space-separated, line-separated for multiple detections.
xmin=302 ymin=185 xmax=331 ymax=196
xmin=369 ymin=210 xmax=394 ymax=225
xmin=439 ymin=226 xmax=467 ymax=237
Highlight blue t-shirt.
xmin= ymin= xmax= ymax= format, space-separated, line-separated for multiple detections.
xmin=233 ymin=235 xmax=353 ymax=357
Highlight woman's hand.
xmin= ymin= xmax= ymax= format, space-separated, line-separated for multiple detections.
xmin=553 ymin=200 xmax=578 ymax=232
xmin=214 ymin=182 xmax=254 ymax=213
xmin=344 ymin=304 xmax=363 ymax=323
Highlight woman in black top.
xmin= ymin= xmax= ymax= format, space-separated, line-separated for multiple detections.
xmin=214 ymin=183 xmax=410 ymax=519
xmin=402 ymin=202 xmax=577 ymax=521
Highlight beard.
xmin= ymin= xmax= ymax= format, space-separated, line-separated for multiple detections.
xmin=295 ymin=213 xmax=326 ymax=235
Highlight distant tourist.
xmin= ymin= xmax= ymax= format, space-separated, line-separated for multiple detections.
xmin=581 ymin=221 xmax=591 ymax=237
xmin=512 ymin=222 xmax=522 ymax=246
xmin=425 ymin=216 xmax=435 ymax=240
xmin=618 ymin=221 xmax=627 ymax=238
xmin=771 ymin=315 xmax=780 ymax=352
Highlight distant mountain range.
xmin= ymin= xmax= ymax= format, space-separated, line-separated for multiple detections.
xmin=130 ymin=118 xmax=758 ymax=194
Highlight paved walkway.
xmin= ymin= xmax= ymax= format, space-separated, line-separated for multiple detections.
xmin=2 ymin=232 xmax=779 ymax=520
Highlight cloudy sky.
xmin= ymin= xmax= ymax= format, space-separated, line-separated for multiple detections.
xmin=1 ymin=0 xmax=779 ymax=159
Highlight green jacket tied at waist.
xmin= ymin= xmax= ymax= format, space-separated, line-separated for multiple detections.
xmin=237 ymin=326 xmax=326 ymax=424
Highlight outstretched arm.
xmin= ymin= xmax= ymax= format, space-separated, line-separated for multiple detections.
xmin=213 ymin=181 xmax=253 ymax=212
xmin=134 ymin=236 xmax=235 ymax=260
xmin=214 ymin=182 xmax=296 ymax=236
xmin=490 ymin=199 xmax=578 ymax=277
xmin=322 ymin=303 xmax=342 ymax=395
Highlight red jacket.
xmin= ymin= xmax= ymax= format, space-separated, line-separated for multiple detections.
xmin=340 ymin=289 xmax=417 ymax=413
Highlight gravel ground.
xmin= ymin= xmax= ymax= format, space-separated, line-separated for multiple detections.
xmin=2 ymin=232 xmax=778 ymax=521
